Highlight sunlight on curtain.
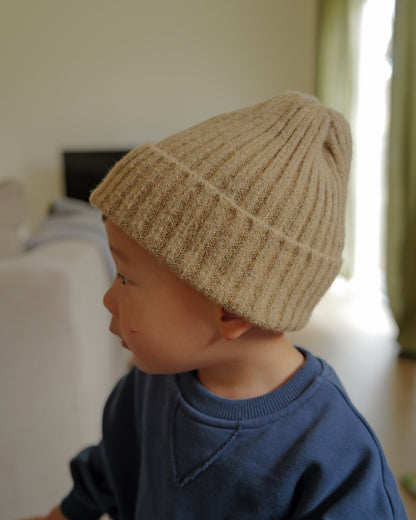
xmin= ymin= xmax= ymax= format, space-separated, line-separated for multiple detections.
xmin=353 ymin=0 xmax=395 ymax=292
xmin=315 ymin=0 xmax=363 ymax=278
xmin=387 ymin=0 xmax=416 ymax=357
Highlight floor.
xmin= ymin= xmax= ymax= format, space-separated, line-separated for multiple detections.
xmin=287 ymin=278 xmax=416 ymax=519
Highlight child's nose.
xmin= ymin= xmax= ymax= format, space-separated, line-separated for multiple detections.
xmin=103 ymin=284 xmax=118 ymax=317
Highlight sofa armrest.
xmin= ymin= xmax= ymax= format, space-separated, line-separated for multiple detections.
xmin=0 ymin=239 xmax=128 ymax=519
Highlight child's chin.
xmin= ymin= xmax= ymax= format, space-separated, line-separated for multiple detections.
xmin=132 ymin=358 xmax=180 ymax=376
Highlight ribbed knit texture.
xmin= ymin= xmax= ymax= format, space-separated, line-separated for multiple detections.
xmin=176 ymin=348 xmax=322 ymax=421
xmin=90 ymin=92 xmax=352 ymax=331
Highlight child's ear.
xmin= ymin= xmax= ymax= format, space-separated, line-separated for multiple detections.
xmin=218 ymin=307 xmax=253 ymax=340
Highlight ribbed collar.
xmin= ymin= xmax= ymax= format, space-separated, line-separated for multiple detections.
xmin=176 ymin=348 xmax=323 ymax=422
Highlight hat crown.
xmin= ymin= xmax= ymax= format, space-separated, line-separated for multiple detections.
xmin=157 ymin=92 xmax=351 ymax=256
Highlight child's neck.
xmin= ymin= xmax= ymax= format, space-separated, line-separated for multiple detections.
xmin=197 ymin=332 xmax=304 ymax=400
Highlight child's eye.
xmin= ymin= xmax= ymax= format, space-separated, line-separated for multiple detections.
xmin=118 ymin=273 xmax=130 ymax=285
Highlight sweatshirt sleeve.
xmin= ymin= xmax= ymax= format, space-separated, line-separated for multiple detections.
xmin=59 ymin=369 xmax=137 ymax=520
xmin=60 ymin=443 xmax=117 ymax=520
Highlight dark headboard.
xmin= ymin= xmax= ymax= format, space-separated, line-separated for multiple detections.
xmin=63 ymin=150 xmax=130 ymax=202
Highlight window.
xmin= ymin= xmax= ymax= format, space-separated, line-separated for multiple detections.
xmin=353 ymin=0 xmax=395 ymax=294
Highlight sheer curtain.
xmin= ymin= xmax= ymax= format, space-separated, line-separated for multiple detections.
xmin=317 ymin=0 xmax=416 ymax=356
xmin=315 ymin=0 xmax=363 ymax=278
xmin=387 ymin=0 xmax=416 ymax=358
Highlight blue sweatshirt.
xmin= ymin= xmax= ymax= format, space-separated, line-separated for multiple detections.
xmin=60 ymin=349 xmax=407 ymax=519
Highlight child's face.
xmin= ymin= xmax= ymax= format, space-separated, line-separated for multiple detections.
xmin=103 ymin=219 xmax=222 ymax=374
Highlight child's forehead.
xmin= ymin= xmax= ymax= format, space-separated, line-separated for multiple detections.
xmin=105 ymin=218 xmax=146 ymax=258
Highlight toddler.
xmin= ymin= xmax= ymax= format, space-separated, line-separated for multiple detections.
xmin=25 ymin=92 xmax=407 ymax=519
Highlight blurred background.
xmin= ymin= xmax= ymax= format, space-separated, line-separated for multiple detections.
xmin=1 ymin=0 xmax=317 ymax=228
xmin=1 ymin=0 xmax=415 ymax=518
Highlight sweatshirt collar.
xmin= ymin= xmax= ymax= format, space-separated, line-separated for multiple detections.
xmin=176 ymin=348 xmax=323 ymax=421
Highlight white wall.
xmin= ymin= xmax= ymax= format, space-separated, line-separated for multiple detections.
xmin=1 ymin=0 xmax=317 ymax=228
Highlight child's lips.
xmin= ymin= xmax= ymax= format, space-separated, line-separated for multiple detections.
xmin=121 ymin=339 xmax=130 ymax=350
xmin=109 ymin=325 xmax=128 ymax=348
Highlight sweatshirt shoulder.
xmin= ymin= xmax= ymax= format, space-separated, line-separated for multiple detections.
xmin=307 ymin=356 xmax=406 ymax=517
xmin=312 ymin=357 xmax=375 ymax=438
xmin=103 ymin=368 xmax=176 ymax=424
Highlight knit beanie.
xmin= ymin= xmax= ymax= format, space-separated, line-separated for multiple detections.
xmin=90 ymin=92 xmax=352 ymax=332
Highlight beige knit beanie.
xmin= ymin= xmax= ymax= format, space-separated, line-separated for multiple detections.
xmin=90 ymin=92 xmax=352 ymax=332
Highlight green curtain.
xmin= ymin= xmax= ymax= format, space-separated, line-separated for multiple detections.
xmin=387 ymin=0 xmax=416 ymax=358
xmin=315 ymin=0 xmax=363 ymax=278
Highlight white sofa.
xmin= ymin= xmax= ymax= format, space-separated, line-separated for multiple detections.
xmin=0 ymin=182 xmax=129 ymax=519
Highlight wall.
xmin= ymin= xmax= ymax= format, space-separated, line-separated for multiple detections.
xmin=1 ymin=0 xmax=318 ymax=228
